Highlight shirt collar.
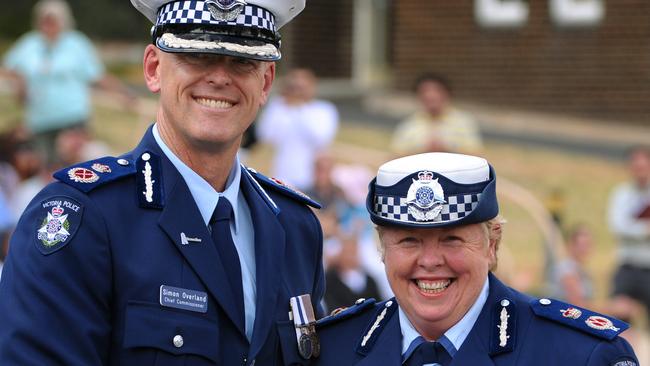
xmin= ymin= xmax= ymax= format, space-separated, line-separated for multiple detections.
xmin=399 ymin=276 xmax=490 ymax=361
xmin=153 ymin=123 xmax=242 ymax=232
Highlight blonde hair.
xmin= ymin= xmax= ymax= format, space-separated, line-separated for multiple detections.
xmin=33 ymin=0 xmax=75 ymax=31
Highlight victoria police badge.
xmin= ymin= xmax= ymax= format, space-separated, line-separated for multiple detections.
xmin=35 ymin=197 xmax=84 ymax=255
xmin=406 ymin=171 xmax=446 ymax=222
xmin=206 ymin=0 xmax=247 ymax=22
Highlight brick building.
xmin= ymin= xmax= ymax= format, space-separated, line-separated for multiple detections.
xmin=283 ymin=0 xmax=650 ymax=123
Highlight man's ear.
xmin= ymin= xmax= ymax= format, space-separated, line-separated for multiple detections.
xmin=143 ymin=44 xmax=162 ymax=93
xmin=259 ymin=62 xmax=276 ymax=106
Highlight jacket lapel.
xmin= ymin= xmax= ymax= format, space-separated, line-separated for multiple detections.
xmin=240 ymin=168 xmax=287 ymax=358
xmin=134 ymin=126 xmax=246 ymax=336
xmin=355 ymin=309 xmax=402 ymax=366
xmin=450 ymin=273 xmax=515 ymax=366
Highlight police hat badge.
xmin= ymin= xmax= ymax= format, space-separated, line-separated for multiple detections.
xmin=206 ymin=0 xmax=247 ymax=21
xmin=406 ymin=171 xmax=446 ymax=222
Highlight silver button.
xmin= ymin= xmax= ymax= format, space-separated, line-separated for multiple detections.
xmin=355 ymin=298 xmax=366 ymax=305
xmin=141 ymin=153 xmax=151 ymax=161
xmin=539 ymin=298 xmax=552 ymax=306
xmin=173 ymin=335 xmax=184 ymax=348
xmin=385 ymin=300 xmax=393 ymax=308
xmin=117 ymin=159 xmax=129 ymax=166
xmin=501 ymin=299 xmax=510 ymax=307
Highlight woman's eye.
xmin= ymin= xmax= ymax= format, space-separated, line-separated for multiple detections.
xmin=442 ymin=235 xmax=463 ymax=244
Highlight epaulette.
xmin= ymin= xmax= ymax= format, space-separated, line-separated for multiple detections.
xmin=316 ymin=298 xmax=377 ymax=328
xmin=530 ymin=297 xmax=629 ymax=341
xmin=245 ymin=167 xmax=321 ymax=209
xmin=53 ymin=156 xmax=137 ymax=193
xmin=355 ymin=299 xmax=398 ymax=355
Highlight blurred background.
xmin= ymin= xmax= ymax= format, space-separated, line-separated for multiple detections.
xmin=1 ymin=0 xmax=650 ymax=361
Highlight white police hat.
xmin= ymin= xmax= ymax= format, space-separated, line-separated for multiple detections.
xmin=131 ymin=0 xmax=305 ymax=61
xmin=366 ymin=153 xmax=499 ymax=228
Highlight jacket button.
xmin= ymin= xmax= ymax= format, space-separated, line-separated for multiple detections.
xmin=173 ymin=335 xmax=184 ymax=348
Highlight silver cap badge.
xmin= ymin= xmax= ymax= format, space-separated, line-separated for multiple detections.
xmin=206 ymin=0 xmax=247 ymax=21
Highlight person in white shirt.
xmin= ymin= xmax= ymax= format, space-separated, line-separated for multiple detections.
xmin=256 ymin=68 xmax=339 ymax=191
xmin=608 ymin=146 xmax=650 ymax=317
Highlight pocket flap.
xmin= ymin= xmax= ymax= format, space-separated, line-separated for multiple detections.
xmin=124 ymin=301 xmax=219 ymax=362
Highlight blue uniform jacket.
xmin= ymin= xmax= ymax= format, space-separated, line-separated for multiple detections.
xmin=0 ymin=127 xmax=325 ymax=366
xmin=313 ymin=273 xmax=638 ymax=365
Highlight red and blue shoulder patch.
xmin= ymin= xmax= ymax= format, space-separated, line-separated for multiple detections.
xmin=530 ymin=297 xmax=629 ymax=340
xmin=54 ymin=156 xmax=136 ymax=193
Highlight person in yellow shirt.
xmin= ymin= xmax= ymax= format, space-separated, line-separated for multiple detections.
xmin=391 ymin=73 xmax=482 ymax=156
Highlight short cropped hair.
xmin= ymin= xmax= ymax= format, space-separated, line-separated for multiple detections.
xmin=412 ymin=73 xmax=453 ymax=95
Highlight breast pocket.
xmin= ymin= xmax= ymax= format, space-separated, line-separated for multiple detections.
xmin=123 ymin=301 xmax=220 ymax=366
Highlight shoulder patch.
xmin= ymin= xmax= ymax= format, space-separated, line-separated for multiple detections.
xmin=35 ymin=196 xmax=84 ymax=255
xmin=316 ymin=298 xmax=377 ymax=328
xmin=54 ymin=156 xmax=136 ymax=193
xmin=530 ymin=298 xmax=629 ymax=340
xmin=246 ymin=167 xmax=321 ymax=209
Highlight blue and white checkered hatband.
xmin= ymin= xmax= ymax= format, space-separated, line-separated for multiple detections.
xmin=156 ymin=1 xmax=276 ymax=32
xmin=374 ymin=193 xmax=482 ymax=225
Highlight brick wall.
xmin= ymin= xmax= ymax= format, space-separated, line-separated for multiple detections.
xmin=282 ymin=0 xmax=353 ymax=79
xmin=392 ymin=0 xmax=650 ymax=123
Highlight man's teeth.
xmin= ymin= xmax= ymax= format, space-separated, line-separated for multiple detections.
xmin=196 ymin=98 xmax=233 ymax=109
xmin=416 ymin=279 xmax=451 ymax=293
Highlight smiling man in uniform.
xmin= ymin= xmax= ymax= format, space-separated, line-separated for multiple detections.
xmin=0 ymin=1 xmax=325 ymax=365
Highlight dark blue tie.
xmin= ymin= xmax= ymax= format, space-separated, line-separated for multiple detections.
xmin=210 ymin=198 xmax=245 ymax=330
xmin=404 ymin=341 xmax=452 ymax=366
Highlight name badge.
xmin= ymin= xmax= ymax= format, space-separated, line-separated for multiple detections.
xmin=159 ymin=285 xmax=208 ymax=313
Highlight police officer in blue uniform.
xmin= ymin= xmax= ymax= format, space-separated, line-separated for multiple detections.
xmin=0 ymin=1 xmax=325 ymax=365
xmin=313 ymin=153 xmax=639 ymax=366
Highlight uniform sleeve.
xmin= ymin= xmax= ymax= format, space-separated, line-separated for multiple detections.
xmin=586 ymin=336 xmax=639 ymax=366
xmin=0 ymin=183 xmax=112 ymax=365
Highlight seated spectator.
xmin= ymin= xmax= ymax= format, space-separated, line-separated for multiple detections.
xmin=390 ymin=73 xmax=482 ymax=156
xmin=324 ymin=233 xmax=382 ymax=313
xmin=608 ymin=146 xmax=650 ymax=319
xmin=55 ymin=126 xmax=112 ymax=167
xmin=2 ymin=0 xmax=133 ymax=168
xmin=306 ymin=153 xmax=352 ymax=217
xmin=546 ymin=224 xmax=594 ymax=308
xmin=0 ymin=129 xmax=50 ymax=219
